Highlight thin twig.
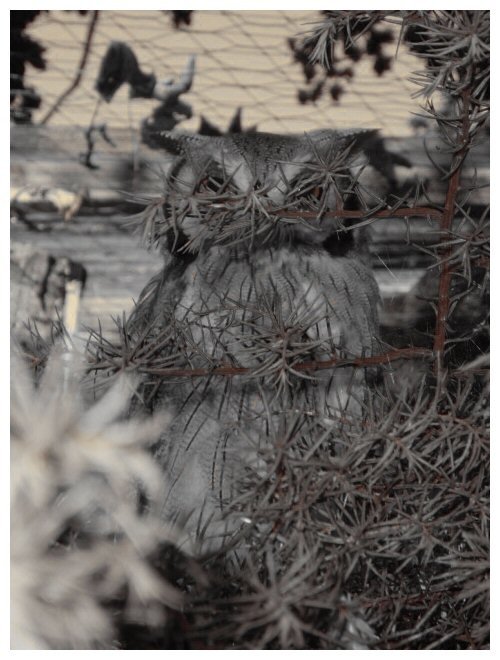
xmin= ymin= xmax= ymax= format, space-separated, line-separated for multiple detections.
xmin=433 ymin=89 xmax=472 ymax=371
xmin=275 ymin=205 xmax=443 ymax=221
xmin=40 ymin=11 xmax=99 ymax=125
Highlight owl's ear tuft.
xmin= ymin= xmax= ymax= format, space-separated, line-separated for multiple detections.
xmin=150 ymin=130 xmax=211 ymax=156
xmin=155 ymin=130 xmax=187 ymax=155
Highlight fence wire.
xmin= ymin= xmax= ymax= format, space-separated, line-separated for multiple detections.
xmin=22 ymin=10 xmax=422 ymax=136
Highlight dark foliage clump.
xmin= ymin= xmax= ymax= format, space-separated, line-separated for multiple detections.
xmin=170 ymin=11 xmax=193 ymax=29
xmin=10 ymin=10 xmax=46 ymax=123
xmin=289 ymin=11 xmax=396 ymax=106
xmin=404 ymin=10 xmax=490 ymax=102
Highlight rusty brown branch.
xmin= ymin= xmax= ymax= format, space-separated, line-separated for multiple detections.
xmin=40 ymin=11 xmax=99 ymax=125
xmin=275 ymin=206 xmax=443 ymax=221
xmin=130 ymin=347 xmax=433 ymax=379
xmin=433 ymin=90 xmax=472 ymax=370
xmin=208 ymin=197 xmax=444 ymax=222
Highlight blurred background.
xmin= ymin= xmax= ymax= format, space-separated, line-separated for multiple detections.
xmin=10 ymin=10 xmax=488 ymax=356
xmin=17 ymin=10 xmax=421 ymax=134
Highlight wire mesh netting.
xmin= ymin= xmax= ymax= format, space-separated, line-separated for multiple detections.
xmin=23 ymin=10 xmax=422 ymax=136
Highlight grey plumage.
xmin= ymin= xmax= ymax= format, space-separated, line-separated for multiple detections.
xmin=129 ymin=129 xmax=381 ymax=554
xmin=156 ymin=127 xmax=376 ymax=196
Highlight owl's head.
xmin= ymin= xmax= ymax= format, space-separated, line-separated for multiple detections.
xmin=147 ymin=128 xmax=378 ymax=255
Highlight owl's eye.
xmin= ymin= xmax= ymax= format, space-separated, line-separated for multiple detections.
xmin=293 ymin=183 xmax=324 ymax=201
xmin=308 ymin=185 xmax=323 ymax=199
xmin=200 ymin=174 xmax=225 ymax=194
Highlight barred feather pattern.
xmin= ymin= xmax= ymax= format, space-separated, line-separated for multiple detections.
xmin=129 ymin=129 xmax=381 ymax=553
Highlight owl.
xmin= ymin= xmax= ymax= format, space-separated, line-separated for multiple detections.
xmin=128 ymin=129 xmax=381 ymax=554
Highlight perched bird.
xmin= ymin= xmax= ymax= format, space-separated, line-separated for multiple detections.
xmin=154 ymin=127 xmax=377 ymax=209
xmin=129 ymin=128 xmax=381 ymax=554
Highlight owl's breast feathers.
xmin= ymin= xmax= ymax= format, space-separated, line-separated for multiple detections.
xmin=129 ymin=129 xmax=382 ymax=551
